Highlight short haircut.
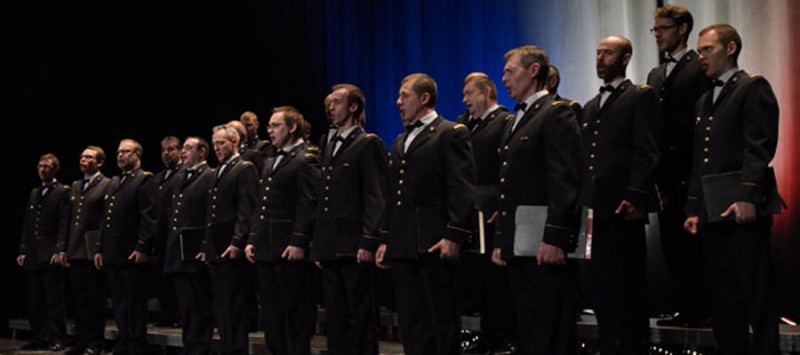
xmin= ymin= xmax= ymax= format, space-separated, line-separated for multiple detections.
xmin=120 ymin=139 xmax=143 ymax=156
xmin=504 ymin=45 xmax=550 ymax=83
xmin=240 ymin=111 xmax=258 ymax=122
xmin=547 ymin=65 xmax=561 ymax=93
xmin=39 ymin=153 xmax=60 ymax=173
xmin=699 ymin=23 xmax=742 ymax=62
xmin=332 ymin=83 xmax=367 ymax=124
xmin=226 ymin=121 xmax=248 ymax=144
xmin=402 ymin=73 xmax=438 ymax=108
xmin=212 ymin=125 xmax=240 ymax=143
xmin=272 ymin=106 xmax=307 ymax=140
xmin=654 ymin=4 xmax=694 ymax=41
xmin=185 ymin=136 xmax=209 ymax=159
xmin=161 ymin=136 xmax=181 ymax=148
xmin=85 ymin=145 xmax=106 ymax=163
xmin=464 ymin=72 xmax=498 ymax=101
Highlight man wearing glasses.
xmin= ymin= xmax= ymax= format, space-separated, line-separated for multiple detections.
xmin=646 ymin=4 xmax=711 ymax=327
xmin=94 ymin=139 xmax=158 ymax=355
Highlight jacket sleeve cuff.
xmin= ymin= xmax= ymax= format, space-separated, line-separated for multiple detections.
xmin=542 ymin=223 xmax=574 ymax=252
xmin=359 ymin=235 xmax=382 ymax=253
xmin=737 ymin=182 xmax=762 ymax=205
xmin=134 ymin=239 xmax=151 ymax=255
xmin=624 ymin=187 xmax=650 ymax=210
xmin=685 ymin=195 xmax=699 ymax=215
xmin=289 ymin=233 xmax=311 ymax=249
xmin=231 ymin=235 xmax=248 ymax=249
xmin=444 ymin=224 xmax=471 ymax=245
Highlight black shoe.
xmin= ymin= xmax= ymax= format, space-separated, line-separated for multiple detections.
xmin=657 ymin=313 xmax=701 ymax=327
xmin=686 ymin=316 xmax=712 ymax=328
xmin=21 ymin=341 xmax=48 ymax=350
xmin=50 ymin=341 xmax=67 ymax=351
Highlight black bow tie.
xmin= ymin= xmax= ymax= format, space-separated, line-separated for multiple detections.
xmin=664 ymin=55 xmax=678 ymax=63
xmin=276 ymin=150 xmax=288 ymax=157
xmin=405 ymin=120 xmax=424 ymax=133
xmin=599 ymin=85 xmax=615 ymax=93
xmin=712 ymin=79 xmax=724 ymax=87
xmin=514 ymin=102 xmax=527 ymax=112
xmin=332 ymin=135 xmax=345 ymax=143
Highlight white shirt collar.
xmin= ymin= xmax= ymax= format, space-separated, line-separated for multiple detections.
xmin=478 ymin=104 xmax=500 ymax=120
xmin=281 ymin=139 xmax=305 ymax=153
xmin=336 ymin=125 xmax=358 ymax=140
xmin=717 ymin=67 xmax=739 ymax=84
xmin=668 ymin=46 xmax=691 ymax=62
xmin=522 ymin=90 xmax=549 ymax=109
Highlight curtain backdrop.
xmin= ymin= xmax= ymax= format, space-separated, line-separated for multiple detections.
xmin=323 ymin=0 xmax=799 ymax=317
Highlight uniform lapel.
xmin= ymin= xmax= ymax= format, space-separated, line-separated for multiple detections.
xmin=405 ymin=117 xmax=437 ymax=156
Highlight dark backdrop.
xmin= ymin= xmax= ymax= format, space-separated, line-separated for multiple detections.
xmin=2 ymin=0 xmax=796 ymax=335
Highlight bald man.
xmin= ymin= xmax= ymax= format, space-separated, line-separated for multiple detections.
xmin=581 ymin=36 xmax=661 ymax=354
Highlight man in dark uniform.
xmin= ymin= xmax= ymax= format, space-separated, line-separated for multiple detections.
xmin=152 ymin=136 xmax=183 ymax=327
xmin=94 ymin=139 xmax=158 ymax=355
xmin=229 ymin=119 xmax=269 ymax=177
xmin=547 ymin=65 xmax=584 ymax=122
xmin=246 ymin=106 xmax=320 ymax=355
xmin=164 ymin=136 xmax=215 ymax=355
xmin=207 ymin=124 xmax=258 ymax=355
xmin=581 ymin=36 xmax=661 ymax=354
xmin=311 ymin=84 xmax=386 ymax=355
xmin=55 ymin=146 xmax=111 ymax=355
xmin=646 ymin=4 xmax=710 ymax=327
xmin=491 ymin=46 xmax=583 ymax=355
xmin=17 ymin=153 xmax=70 ymax=351
xmin=318 ymin=93 xmax=338 ymax=153
xmin=375 ymin=73 xmax=475 ymax=355
xmin=455 ymin=72 xmax=517 ymax=352
xmin=684 ymin=24 xmax=780 ymax=355
xmin=240 ymin=111 xmax=272 ymax=153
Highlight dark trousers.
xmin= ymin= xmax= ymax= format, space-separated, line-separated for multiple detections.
xmin=455 ymin=253 xmax=517 ymax=340
xmin=658 ymin=187 xmax=706 ymax=318
xmin=26 ymin=266 xmax=66 ymax=346
xmin=390 ymin=255 xmax=460 ymax=355
xmin=702 ymin=218 xmax=778 ymax=355
xmin=507 ymin=258 xmax=576 ymax=355
xmin=173 ymin=272 xmax=213 ymax=355
xmin=153 ymin=256 xmax=180 ymax=324
xmin=320 ymin=259 xmax=379 ymax=355
xmin=68 ymin=260 xmax=105 ymax=352
xmin=590 ymin=218 xmax=649 ymax=355
xmin=106 ymin=264 xmax=148 ymax=355
xmin=209 ymin=260 xmax=249 ymax=355
xmin=257 ymin=260 xmax=313 ymax=355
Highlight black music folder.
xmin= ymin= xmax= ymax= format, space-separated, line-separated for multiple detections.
xmin=701 ymin=168 xmax=785 ymax=223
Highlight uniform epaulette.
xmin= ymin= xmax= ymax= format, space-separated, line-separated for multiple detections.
xmin=304 ymin=153 xmax=316 ymax=158
xmin=62 ymin=185 xmax=71 ymax=190
xmin=241 ymin=161 xmax=254 ymax=167
xmin=453 ymin=123 xmax=467 ymax=130
xmin=366 ymin=133 xmax=377 ymax=138
xmin=749 ymin=74 xmax=762 ymax=79
xmin=552 ymin=101 xmax=565 ymax=106
xmin=570 ymin=100 xmax=579 ymax=106
xmin=307 ymin=146 xmax=320 ymax=152
xmin=639 ymin=84 xmax=653 ymax=90
xmin=143 ymin=171 xmax=153 ymax=176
